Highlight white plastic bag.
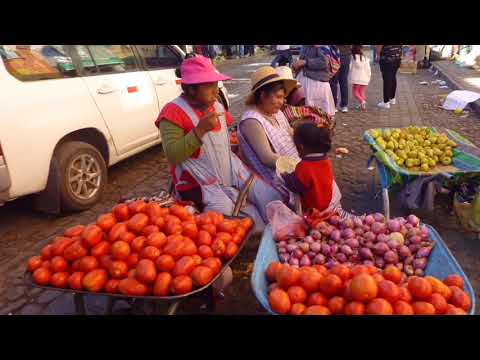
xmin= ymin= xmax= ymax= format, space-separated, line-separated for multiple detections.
xmin=266 ymin=201 xmax=307 ymax=242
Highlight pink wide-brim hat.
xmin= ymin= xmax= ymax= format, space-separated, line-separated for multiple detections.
xmin=180 ymin=55 xmax=232 ymax=85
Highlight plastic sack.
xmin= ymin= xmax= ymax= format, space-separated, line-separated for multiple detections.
xmin=266 ymin=201 xmax=307 ymax=242
xmin=453 ymin=193 xmax=480 ymax=233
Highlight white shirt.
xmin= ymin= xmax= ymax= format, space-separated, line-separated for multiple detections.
xmin=276 ymin=45 xmax=290 ymax=51
xmin=349 ymin=54 xmax=372 ymax=86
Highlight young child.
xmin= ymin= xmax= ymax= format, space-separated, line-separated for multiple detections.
xmin=281 ymin=122 xmax=352 ymax=218
xmin=349 ymin=45 xmax=371 ymax=111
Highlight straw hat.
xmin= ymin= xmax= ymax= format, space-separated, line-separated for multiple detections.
xmin=245 ymin=66 xmax=299 ymax=105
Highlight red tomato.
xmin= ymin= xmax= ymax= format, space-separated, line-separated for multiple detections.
xmin=63 ymin=240 xmax=88 ymax=261
xmin=223 ymin=242 xmax=238 ymax=260
xmin=152 ymin=216 xmax=165 ymax=230
xmin=171 ymin=275 xmax=193 ymax=295
xmin=109 ymin=260 xmax=129 ymax=279
xmin=163 ymin=240 xmax=185 ymax=260
xmin=27 ymin=256 xmax=43 ymax=273
xmin=41 ymin=244 xmax=53 ymax=260
xmin=118 ymin=277 xmax=149 ymax=296
xmin=64 ymin=225 xmax=85 ymax=238
xmin=119 ymin=231 xmax=136 ymax=244
xmin=68 ymin=272 xmax=85 ymax=290
xmin=173 ymin=256 xmax=196 ymax=277
xmin=50 ymin=256 xmax=68 ymax=273
xmin=200 ymin=224 xmax=216 ymax=238
xmin=141 ymin=225 xmax=160 ymax=237
xmin=111 ymin=241 xmax=131 ymax=261
xmin=127 ymin=213 xmax=149 ymax=234
xmin=192 ymin=254 xmax=202 ymax=266
xmin=50 ymin=272 xmax=69 ymax=288
xmin=169 ymin=205 xmax=191 ymax=221
xmin=99 ymin=255 xmax=113 ymax=270
xmin=156 ymin=254 xmax=176 ymax=272
xmin=108 ymin=223 xmax=128 ymax=243
xmin=128 ymin=200 xmax=147 ymax=215
xmin=82 ymin=269 xmax=108 ymax=293
xmin=91 ymin=241 xmax=111 ymax=258
xmin=145 ymin=202 xmax=163 ymax=221
xmin=181 ymin=238 xmax=198 ymax=256
xmin=198 ymin=245 xmax=214 ymax=259
xmin=113 ymin=203 xmax=130 ymax=221
xmin=126 ymin=253 xmax=140 ymax=269
xmin=79 ymin=256 xmax=99 ymax=273
xmin=211 ymin=239 xmax=226 ymax=257
xmin=182 ymin=221 xmax=199 ymax=240
xmin=153 ymin=272 xmax=172 ymax=297
xmin=131 ymin=236 xmax=147 ymax=253
xmin=191 ymin=266 xmax=214 ymax=287
xmin=165 ymin=221 xmax=182 ymax=236
xmin=201 ymin=257 xmax=222 ymax=276
xmin=146 ymin=232 xmax=167 ymax=249
xmin=33 ymin=268 xmax=51 ymax=286
xmin=140 ymin=246 xmax=161 ymax=261
xmin=51 ymin=237 xmax=75 ymax=257
xmin=135 ymin=259 xmax=157 ymax=284
xmin=197 ymin=230 xmax=213 ymax=246
xmin=81 ymin=225 xmax=103 ymax=248
xmin=104 ymin=279 xmax=120 ymax=294
xmin=96 ymin=213 xmax=117 ymax=232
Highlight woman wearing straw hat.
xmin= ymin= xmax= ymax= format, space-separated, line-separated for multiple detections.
xmin=237 ymin=66 xmax=301 ymax=204
xmin=156 ymin=56 xmax=280 ymax=228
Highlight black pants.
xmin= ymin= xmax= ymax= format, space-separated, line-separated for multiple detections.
xmin=380 ymin=59 xmax=401 ymax=103
xmin=329 ymin=54 xmax=350 ymax=108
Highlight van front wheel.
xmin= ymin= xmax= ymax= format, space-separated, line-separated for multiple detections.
xmin=56 ymin=141 xmax=107 ymax=212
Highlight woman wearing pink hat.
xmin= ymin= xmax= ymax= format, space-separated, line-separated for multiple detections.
xmin=156 ymin=55 xmax=281 ymax=229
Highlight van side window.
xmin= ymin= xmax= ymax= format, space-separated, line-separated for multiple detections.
xmin=136 ymin=45 xmax=182 ymax=69
xmin=74 ymin=45 xmax=139 ymax=75
xmin=0 ymin=45 xmax=79 ymax=81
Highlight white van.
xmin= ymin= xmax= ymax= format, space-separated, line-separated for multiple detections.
xmin=0 ymin=45 xmax=229 ymax=213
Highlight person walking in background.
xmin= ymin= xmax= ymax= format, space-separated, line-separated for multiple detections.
xmin=329 ymin=45 xmax=352 ymax=113
xmin=293 ymin=45 xmax=337 ymax=117
xmin=272 ymin=45 xmax=292 ymax=67
xmin=349 ymin=45 xmax=371 ymax=111
xmin=377 ymin=45 xmax=403 ymax=109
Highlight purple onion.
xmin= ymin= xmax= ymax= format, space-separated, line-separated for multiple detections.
xmin=278 ymin=241 xmax=287 ymax=248
xmin=331 ymin=229 xmax=341 ymax=241
xmin=387 ymin=219 xmax=401 ymax=232
xmin=288 ymin=239 xmax=297 ymax=244
xmin=371 ymin=222 xmax=385 ymax=235
xmin=398 ymin=246 xmax=411 ymax=259
xmin=384 ymin=250 xmax=398 ymax=264
xmin=373 ymin=213 xmax=385 ymax=222
xmin=366 ymin=241 xmax=375 ymax=249
xmin=408 ymin=244 xmax=420 ymax=253
xmin=354 ymin=228 xmax=364 ymax=236
xmin=278 ymin=247 xmax=287 ymax=254
xmin=341 ymin=245 xmax=353 ymax=256
xmin=342 ymin=218 xmax=355 ymax=229
xmin=300 ymin=255 xmax=311 ymax=267
xmin=341 ymin=228 xmax=355 ymax=239
xmin=410 ymin=235 xmax=422 ymax=245
xmin=304 ymin=236 xmax=314 ymax=244
xmin=307 ymin=251 xmax=316 ymax=260
xmin=405 ymin=223 xmax=414 ymax=231
xmin=321 ymin=226 xmax=334 ymax=236
xmin=329 ymin=215 xmax=341 ymax=225
xmin=374 ymin=242 xmax=389 ymax=256
xmin=350 ymin=253 xmax=361 ymax=263
xmin=289 ymin=257 xmax=300 ymax=266
xmin=414 ymin=269 xmax=425 ymax=277
xmin=279 ymin=254 xmax=289 ymax=263
xmin=325 ymin=259 xmax=338 ymax=269
xmin=420 ymin=226 xmax=429 ymax=238
xmin=395 ymin=262 xmax=404 ymax=271
xmin=310 ymin=242 xmax=321 ymax=253
xmin=293 ymin=249 xmax=303 ymax=259
xmin=313 ymin=253 xmax=326 ymax=265
xmin=286 ymin=244 xmax=297 ymax=252
xmin=404 ymin=265 xmax=414 ymax=276
xmin=407 ymin=214 xmax=420 ymax=227
xmin=364 ymin=215 xmax=375 ymax=226
xmin=330 ymin=244 xmax=339 ymax=254
xmin=387 ymin=239 xmax=399 ymax=250
xmin=404 ymin=255 xmax=414 ymax=265
xmin=365 ymin=232 xmax=376 ymax=242
xmin=363 ymin=260 xmax=374 ymax=266
xmin=375 ymin=257 xmax=386 ymax=268
xmin=299 ymin=242 xmax=310 ymax=253
xmin=399 ymin=225 xmax=408 ymax=237
xmin=416 ymin=247 xmax=432 ymax=258
xmin=321 ymin=244 xmax=331 ymax=256
xmin=359 ymin=247 xmax=374 ymax=260
xmin=413 ymin=257 xmax=427 ymax=270
xmin=336 ymin=253 xmax=347 ymax=263
xmin=377 ymin=234 xmax=389 ymax=243
xmin=363 ymin=225 xmax=371 ymax=232
xmin=310 ymin=230 xmax=322 ymax=240
xmin=345 ymin=238 xmax=359 ymax=249
xmin=353 ymin=217 xmax=363 ymax=228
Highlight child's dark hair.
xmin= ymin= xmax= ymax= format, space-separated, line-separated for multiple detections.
xmin=352 ymin=45 xmax=364 ymax=61
xmin=293 ymin=121 xmax=332 ymax=154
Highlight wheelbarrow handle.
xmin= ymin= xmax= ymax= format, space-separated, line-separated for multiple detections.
xmin=232 ymin=174 xmax=256 ymax=217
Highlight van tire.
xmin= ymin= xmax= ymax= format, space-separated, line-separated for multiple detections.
xmin=56 ymin=141 xmax=107 ymax=212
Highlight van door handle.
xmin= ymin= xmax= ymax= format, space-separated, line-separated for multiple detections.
xmin=155 ymin=77 xmax=167 ymax=86
xmin=97 ymin=85 xmax=117 ymax=94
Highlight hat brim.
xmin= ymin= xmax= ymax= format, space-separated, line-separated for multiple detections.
xmin=181 ymin=72 xmax=232 ymax=85
xmin=245 ymin=78 xmax=299 ymax=105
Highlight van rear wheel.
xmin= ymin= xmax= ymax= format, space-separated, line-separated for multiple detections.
xmin=56 ymin=141 xmax=107 ymax=212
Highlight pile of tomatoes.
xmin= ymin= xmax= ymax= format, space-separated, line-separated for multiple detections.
xmin=27 ymin=201 xmax=253 ymax=297
xmin=266 ymin=262 xmax=472 ymax=315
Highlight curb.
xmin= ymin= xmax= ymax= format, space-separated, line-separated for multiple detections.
xmin=431 ymin=62 xmax=480 ymax=115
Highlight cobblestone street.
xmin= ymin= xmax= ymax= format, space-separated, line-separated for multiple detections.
xmin=1 ymin=50 xmax=479 ymax=314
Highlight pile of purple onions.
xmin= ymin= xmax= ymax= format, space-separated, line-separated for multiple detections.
xmin=276 ymin=213 xmax=435 ymax=277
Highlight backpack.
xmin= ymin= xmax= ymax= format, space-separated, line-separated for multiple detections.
xmin=320 ymin=46 xmax=341 ymax=79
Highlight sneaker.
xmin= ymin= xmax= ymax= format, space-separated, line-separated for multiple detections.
xmin=361 ymin=102 xmax=367 ymax=111
xmin=389 ymin=98 xmax=396 ymax=105
xmin=377 ymin=101 xmax=391 ymax=109
xmin=340 ymin=107 xmax=348 ymax=113
xmin=335 ymin=109 xmax=339 ymax=114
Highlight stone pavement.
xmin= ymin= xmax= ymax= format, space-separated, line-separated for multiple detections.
xmin=432 ymin=60 xmax=480 ymax=113
xmin=1 ymin=52 xmax=479 ymax=315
